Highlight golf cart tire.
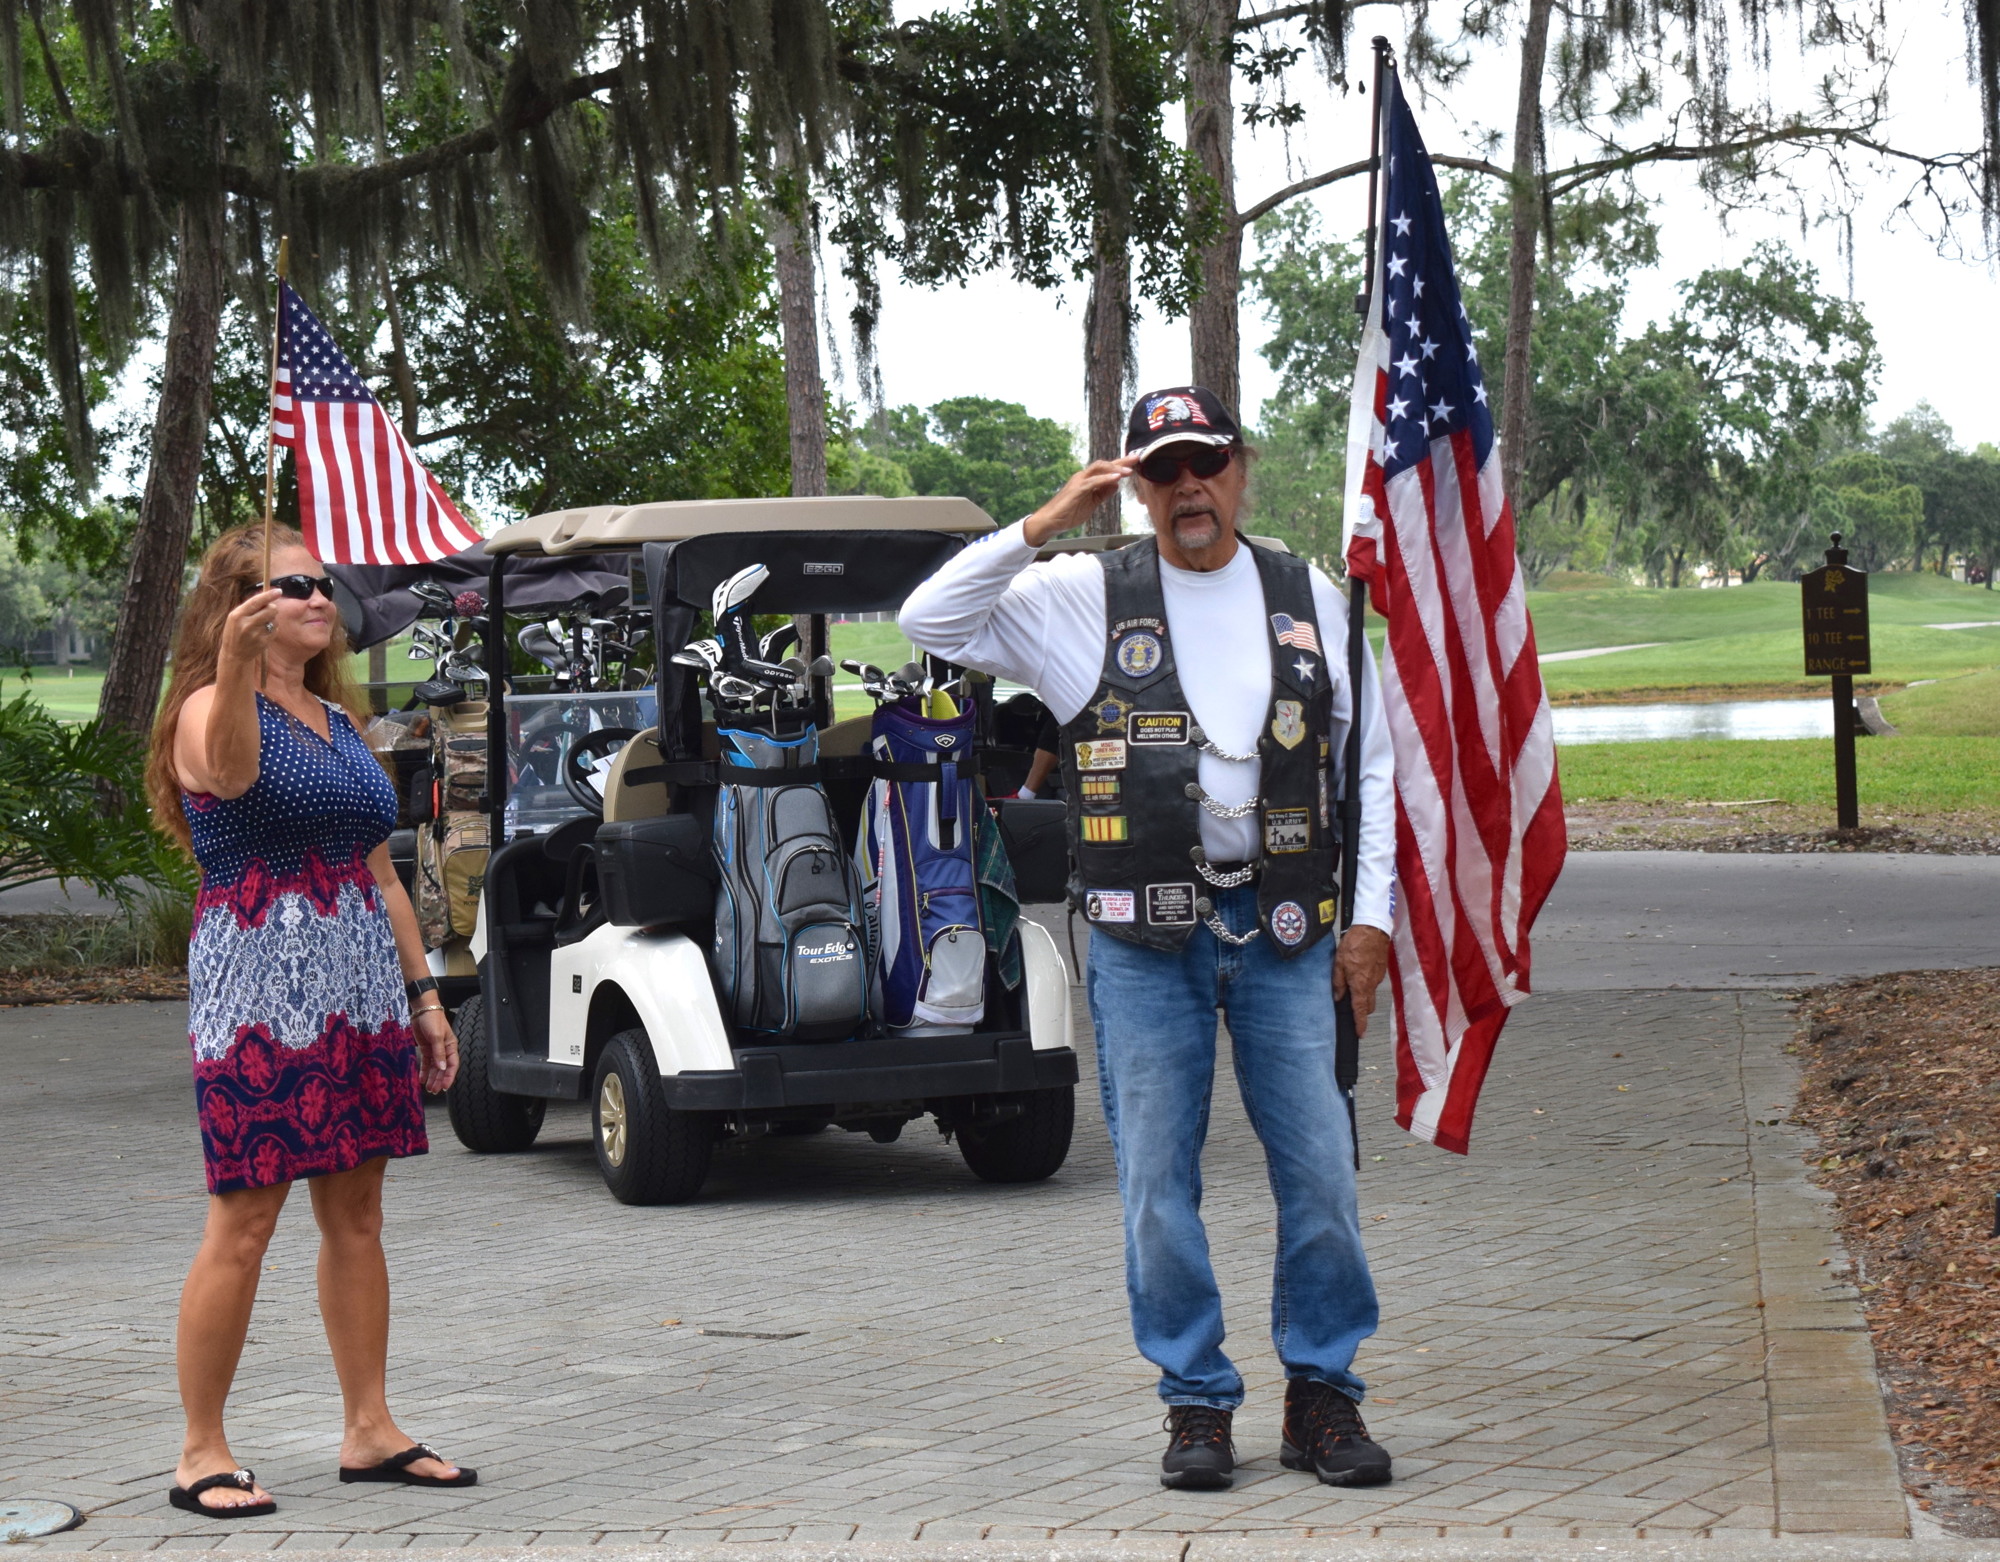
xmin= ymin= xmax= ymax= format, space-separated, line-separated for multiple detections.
xmin=956 ymin=1085 xmax=1075 ymax=1183
xmin=445 ymin=994 xmax=547 ymax=1153
xmin=593 ymin=1030 xmax=716 ymax=1205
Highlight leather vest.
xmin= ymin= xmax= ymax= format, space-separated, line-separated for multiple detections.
xmin=1057 ymin=536 xmax=1337 ymax=957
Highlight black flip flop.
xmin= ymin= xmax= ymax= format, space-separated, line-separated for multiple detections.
xmin=167 ymin=1468 xmax=277 ymax=1519
xmin=338 ymin=1442 xmax=477 ymax=1488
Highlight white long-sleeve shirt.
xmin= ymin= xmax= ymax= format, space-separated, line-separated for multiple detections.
xmin=901 ymin=523 xmax=1396 ymax=935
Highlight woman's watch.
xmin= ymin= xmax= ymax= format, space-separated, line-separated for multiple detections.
xmin=406 ymin=976 xmax=440 ymax=1004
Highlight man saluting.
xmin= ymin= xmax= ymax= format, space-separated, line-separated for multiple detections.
xmin=900 ymin=387 xmax=1398 ymax=1492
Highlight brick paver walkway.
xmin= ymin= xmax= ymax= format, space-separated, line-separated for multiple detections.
xmin=1 ymin=979 xmax=1900 ymax=1549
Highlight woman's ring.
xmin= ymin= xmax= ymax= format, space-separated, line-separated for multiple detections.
xmin=264 ymin=621 xmax=276 ymax=633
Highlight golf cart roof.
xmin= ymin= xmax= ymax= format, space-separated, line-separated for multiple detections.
xmin=486 ymin=495 xmax=996 ymax=557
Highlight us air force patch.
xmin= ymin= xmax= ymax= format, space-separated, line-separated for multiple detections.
xmin=1115 ymin=631 xmax=1163 ymax=678
xmin=1271 ymin=699 xmax=1305 ymax=749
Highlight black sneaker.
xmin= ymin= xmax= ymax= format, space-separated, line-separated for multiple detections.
xmin=1280 ymin=1378 xmax=1392 ymax=1486
xmin=1160 ymin=1404 xmax=1235 ymax=1490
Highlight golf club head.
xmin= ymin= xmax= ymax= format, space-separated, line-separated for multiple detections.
xmin=711 ymin=564 xmax=769 ymax=622
xmin=808 ymin=656 xmax=835 ymax=678
xmin=410 ymin=580 xmax=455 ymax=613
xmin=591 ymin=583 xmax=630 ymax=616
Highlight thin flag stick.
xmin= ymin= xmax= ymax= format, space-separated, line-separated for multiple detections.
xmin=261 ymin=235 xmax=290 ymax=588
xmin=1334 ymin=35 xmax=1394 ymax=1164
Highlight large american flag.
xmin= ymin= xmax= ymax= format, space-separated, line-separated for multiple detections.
xmin=1342 ymin=66 xmax=1566 ymax=1155
xmin=272 ymin=281 xmax=482 ymax=564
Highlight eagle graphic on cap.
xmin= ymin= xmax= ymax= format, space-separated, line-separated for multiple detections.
xmin=1146 ymin=394 xmax=1212 ymax=431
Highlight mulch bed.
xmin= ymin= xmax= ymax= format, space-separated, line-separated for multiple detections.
xmin=1568 ymin=803 xmax=2000 ymax=854
xmin=0 ymin=968 xmax=188 ymax=1005
xmin=1793 ymin=968 xmax=2000 ymax=1531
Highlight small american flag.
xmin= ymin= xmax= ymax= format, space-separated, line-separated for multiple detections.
xmin=273 ymin=281 xmax=482 ymax=565
xmin=1342 ymin=67 xmax=1565 ymax=1155
xmin=1270 ymin=613 xmax=1322 ymax=654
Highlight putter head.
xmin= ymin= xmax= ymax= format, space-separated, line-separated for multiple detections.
xmin=711 ymin=564 xmax=769 ymax=621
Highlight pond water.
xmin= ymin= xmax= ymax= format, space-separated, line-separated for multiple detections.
xmin=1553 ymin=698 xmax=1835 ymax=745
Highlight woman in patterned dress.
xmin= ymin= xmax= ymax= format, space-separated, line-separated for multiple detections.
xmin=145 ymin=524 xmax=474 ymax=1517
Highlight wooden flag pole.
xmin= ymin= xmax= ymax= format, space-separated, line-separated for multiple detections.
xmin=260 ymin=235 xmax=290 ymax=588
xmin=1333 ymin=35 xmax=1394 ymax=1165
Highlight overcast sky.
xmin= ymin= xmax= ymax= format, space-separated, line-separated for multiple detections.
xmin=835 ymin=0 xmax=1996 ymax=461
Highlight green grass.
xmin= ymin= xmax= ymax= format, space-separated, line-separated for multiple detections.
xmin=1558 ymin=735 xmax=2000 ymax=813
xmin=1524 ymin=572 xmax=2000 ymax=698
xmin=0 ymin=668 xmax=105 ymax=721
xmin=1876 ymin=668 xmax=2000 ymax=738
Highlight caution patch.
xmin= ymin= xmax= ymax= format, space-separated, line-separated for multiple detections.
xmin=1130 ymin=711 xmax=1190 ymax=745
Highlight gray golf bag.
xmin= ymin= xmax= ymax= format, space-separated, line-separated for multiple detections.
xmin=710 ymin=722 xmax=870 ymax=1042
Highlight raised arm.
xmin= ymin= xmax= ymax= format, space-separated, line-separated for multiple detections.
xmin=898 ymin=458 xmax=1133 ymax=722
xmin=173 ymin=587 xmax=285 ymax=799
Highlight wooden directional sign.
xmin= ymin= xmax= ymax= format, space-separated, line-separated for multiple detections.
xmin=1802 ymin=557 xmax=1870 ymax=675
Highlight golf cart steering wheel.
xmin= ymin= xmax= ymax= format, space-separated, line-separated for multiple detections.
xmin=562 ymin=726 xmax=640 ymax=818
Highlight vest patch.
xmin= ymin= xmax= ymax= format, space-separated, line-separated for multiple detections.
xmin=1130 ymin=711 xmax=1190 ymax=745
xmin=1080 ymin=774 xmax=1122 ymax=807
xmin=1271 ymin=700 xmax=1306 ymax=749
xmin=1264 ymin=808 xmax=1310 ymax=854
xmin=1092 ymin=691 xmax=1135 ymax=732
xmin=1147 ymin=883 xmax=1197 ymax=925
xmin=1271 ymin=900 xmax=1308 ymax=946
xmin=1081 ymin=814 xmax=1129 ymax=843
xmin=1085 ymin=889 xmax=1135 ymax=923
xmin=1318 ymin=898 xmax=1337 ymax=925
xmin=1075 ymin=738 xmax=1127 ymax=771
xmin=1115 ymin=631 xmax=1163 ymax=678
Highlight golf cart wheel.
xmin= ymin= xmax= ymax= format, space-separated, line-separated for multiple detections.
xmin=592 ymin=1030 xmax=716 ymax=1205
xmin=445 ymin=995 xmax=547 ymax=1152
xmin=957 ymin=1085 xmax=1074 ymax=1184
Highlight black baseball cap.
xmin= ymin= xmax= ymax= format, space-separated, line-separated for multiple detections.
xmin=1124 ymin=386 xmax=1241 ymax=462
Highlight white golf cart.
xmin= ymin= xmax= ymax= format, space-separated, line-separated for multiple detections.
xmin=441 ymin=496 xmax=1079 ymax=1204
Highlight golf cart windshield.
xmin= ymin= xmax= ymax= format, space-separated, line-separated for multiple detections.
xmin=503 ymin=688 xmax=658 ymax=835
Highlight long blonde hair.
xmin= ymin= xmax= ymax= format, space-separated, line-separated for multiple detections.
xmin=146 ymin=523 xmax=367 ymax=847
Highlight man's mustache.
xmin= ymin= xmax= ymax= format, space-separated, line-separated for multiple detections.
xmin=1172 ymin=502 xmax=1219 ymax=522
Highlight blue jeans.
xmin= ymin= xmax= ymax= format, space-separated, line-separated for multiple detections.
xmin=1086 ymin=885 xmax=1378 ymax=1409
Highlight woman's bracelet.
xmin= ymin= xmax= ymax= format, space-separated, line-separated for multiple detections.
xmin=412 ymin=1002 xmax=447 ymax=1020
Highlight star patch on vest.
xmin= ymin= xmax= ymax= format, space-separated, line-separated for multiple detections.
xmin=1271 ymin=900 xmax=1308 ymax=946
xmin=1271 ymin=699 xmax=1305 ymax=749
xmin=1092 ymin=691 xmax=1135 ymax=732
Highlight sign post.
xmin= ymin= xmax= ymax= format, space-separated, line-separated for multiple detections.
xmin=1800 ymin=533 xmax=1870 ymax=830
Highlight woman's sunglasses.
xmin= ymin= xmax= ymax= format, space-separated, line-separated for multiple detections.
xmin=1136 ymin=445 xmax=1234 ymax=485
xmin=251 ymin=574 xmax=336 ymax=601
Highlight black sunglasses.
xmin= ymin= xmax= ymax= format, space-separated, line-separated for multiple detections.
xmin=256 ymin=574 xmax=336 ymax=601
xmin=1137 ymin=445 xmax=1234 ymax=485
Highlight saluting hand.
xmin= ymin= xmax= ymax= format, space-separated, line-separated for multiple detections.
xmin=1023 ymin=457 xmax=1139 ymax=547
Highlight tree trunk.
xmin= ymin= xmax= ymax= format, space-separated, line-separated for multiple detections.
xmin=1184 ymin=0 xmax=1241 ymax=413
xmin=1499 ymin=0 xmax=1555 ymax=512
xmin=1084 ymin=242 xmax=1131 ymax=535
xmin=99 ymin=192 xmax=228 ymax=739
xmin=771 ymin=187 xmax=827 ymax=499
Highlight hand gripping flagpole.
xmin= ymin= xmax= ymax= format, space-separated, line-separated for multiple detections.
xmin=1334 ymin=36 xmax=1393 ymax=1167
xmin=260 ymin=236 xmax=290 ymax=589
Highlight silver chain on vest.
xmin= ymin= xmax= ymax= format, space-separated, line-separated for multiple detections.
xmin=1196 ymin=860 xmax=1255 ymax=888
xmin=1197 ymin=737 xmax=1259 ymax=764
xmin=1203 ymin=910 xmax=1261 ymax=946
xmin=1182 ymin=780 xmax=1260 ymax=820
